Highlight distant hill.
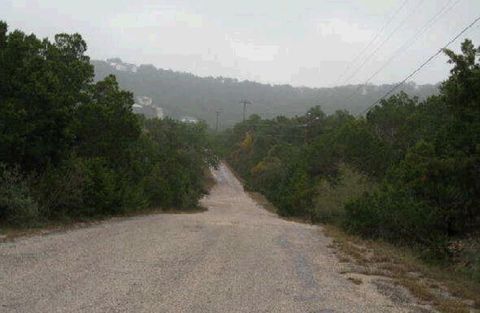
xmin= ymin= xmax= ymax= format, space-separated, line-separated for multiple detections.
xmin=93 ymin=58 xmax=439 ymax=128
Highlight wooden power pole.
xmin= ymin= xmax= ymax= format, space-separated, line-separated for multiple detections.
xmin=240 ymin=100 xmax=251 ymax=122
xmin=215 ymin=110 xmax=222 ymax=131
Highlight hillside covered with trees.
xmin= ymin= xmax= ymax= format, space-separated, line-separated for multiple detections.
xmin=219 ymin=39 xmax=480 ymax=278
xmin=0 ymin=22 xmax=217 ymax=226
xmin=93 ymin=59 xmax=438 ymax=128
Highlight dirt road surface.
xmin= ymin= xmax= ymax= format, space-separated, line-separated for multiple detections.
xmin=0 ymin=163 xmax=429 ymax=312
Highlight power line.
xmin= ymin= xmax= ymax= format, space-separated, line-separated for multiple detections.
xmin=333 ymin=0 xmax=410 ymax=86
xmin=363 ymin=0 xmax=460 ymax=86
xmin=338 ymin=0 xmax=460 ymax=105
xmin=362 ymin=14 xmax=480 ymax=115
xmin=340 ymin=0 xmax=426 ymax=86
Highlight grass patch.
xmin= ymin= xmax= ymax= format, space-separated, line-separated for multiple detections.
xmin=324 ymin=225 xmax=480 ymax=313
xmin=396 ymin=278 xmax=435 ymax=303
xmin=436 ymin=300 xmax=470 ymax=313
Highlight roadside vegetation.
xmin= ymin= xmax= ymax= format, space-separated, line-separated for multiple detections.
xmin=326 ymin=225 xmax=480 ymax=313
xmin=0 ymin=22 xmax=217 ymax=229
xmin=217 ymin=40 xmax=480 ymax=294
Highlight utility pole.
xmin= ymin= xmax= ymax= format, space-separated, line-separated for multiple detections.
xmin=240 ymin=100 xmax=251 ymax=122
xmin=215 ymin=110 xmax=222 ymax=131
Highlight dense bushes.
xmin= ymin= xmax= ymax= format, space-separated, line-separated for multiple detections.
xmin=309 ymin=165 xmax=373 ymax=224
xmin=344 ymin=41 xmax=480 ymax=255
xmin=345 ymin=188 xmax=445 ymax=253
xmin=0 ymin=166 xmax=39 ymax=226
xmin=0 ymin=22 xmax=216 ymax=226
xmin=220 ymin=39 xmax=480 ymax=264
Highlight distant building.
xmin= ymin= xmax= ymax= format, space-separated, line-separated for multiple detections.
xmin=132 ymin=104 xmax=144 ymax=115
xmin=180 ymin=116 xmax=198 ymax=123
xmin=133 ymin=96 xmax=164 ymax=119
xmin=106 ymin=58 xmax=138 ymax=73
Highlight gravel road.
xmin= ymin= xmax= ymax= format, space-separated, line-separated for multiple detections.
xmin=0 ymin=163 xmax=427 ymax=312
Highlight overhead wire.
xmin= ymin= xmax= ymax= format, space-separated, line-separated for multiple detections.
xmin=340 ymin=0 xmax=426 ymax=86
xmin=338 ymin=0 xmax=461 ymax=105
xmin=362 ymin=0 xmax=460 ymax=86
xmin=237 ymin=1 xmax=476 ymax=123
xmin=361 ymin=14 xmax=480 ymax=115
xmin=333 ymin=0 xmax=410 ymax=86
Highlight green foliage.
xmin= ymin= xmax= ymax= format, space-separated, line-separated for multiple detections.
xmin=0 ymin=26 xmax=93 ymax=170
xmin=345 ymin=41 xmax=480 ymax=256
xmin=0 ymin=165 xmax=39 ymax=226
xmin=309 ymin=165 xmax=374 ymax=224
xmin=0 ymin=22 xmax=216 ymax=226
xmin=142 ymin=118 xmax=218 ymax=206
xmin=277 ymin=166 xmax=313 ymax=217
xmin=33 ymin=157 xmax=88 ymax=218
xmin=220 ymin=39 xmax=480 ymax=261
xmin=73 ymin=75 xmax=141 ymax=164
xmin=344 ymin=187 xmax=449 ymax=258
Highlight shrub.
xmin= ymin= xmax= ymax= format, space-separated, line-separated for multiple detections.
xmin=272 ymin=166 xmax=314 ymax=217
xmin=33 ymin=157 xmax=87 ymax=219
xmin=81 ymin=158 xmax=121 ymax=216
xmin=142 ymin=163 xmax=174 ymax=207
xmin=309 ymin=165 xmax=374 ymax=224
xmin=344 ymin=186 xmax=450 ymax=259
xmin=0 ymin=165 xmax=39 ymax=226
xmin=115 ymin=174 xmax=148 ymax=214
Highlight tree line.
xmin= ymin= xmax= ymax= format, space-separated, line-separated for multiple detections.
xmin=0 ymin=22 xmax=217 ymax=226
xmin=218 ymin=40 xmax=480 ymax=273
xmin=93 ymin=59 xmax=438 ymax=128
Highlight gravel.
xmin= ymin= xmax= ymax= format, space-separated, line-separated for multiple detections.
xmin=0 ymin=163 xmax=423 ymax=312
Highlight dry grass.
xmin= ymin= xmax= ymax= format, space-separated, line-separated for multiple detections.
xmin=436 ymin=300 xmax=470 ymax=313
xmin=248 ymin=191 xmax=278 ymax=214
xmin=395 ymin=278 xmax=436 ymax=303
xmin=324 ymin=225 xmax=480 ymax=313
xmin=347 ymin=276 xmax=363 ymax=285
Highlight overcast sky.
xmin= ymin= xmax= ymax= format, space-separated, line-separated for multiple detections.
xmin=2 ymin=0 xmax=480 ymax=87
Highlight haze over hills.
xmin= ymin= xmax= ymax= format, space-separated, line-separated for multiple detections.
xmin=93 ymin=58 xmax=439 ymax=128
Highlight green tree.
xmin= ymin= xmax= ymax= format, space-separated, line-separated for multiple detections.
xmin=73 ymin=75 xmax=140 ymax=165
xmin=0 ymin=23 xmax=93 ymax=170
